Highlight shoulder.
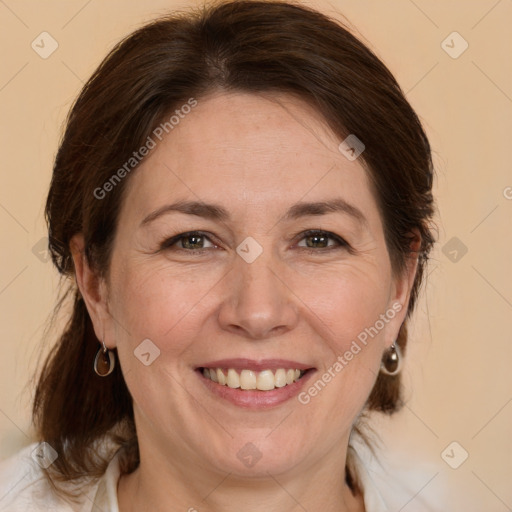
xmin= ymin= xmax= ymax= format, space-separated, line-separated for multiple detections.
xmin=0 ymin=442 xmax=72 ymax=511
xmin=353 ymin=440 xmax=447 ymax=512
xmin=0 ymin=442 xmax=121 ymax=512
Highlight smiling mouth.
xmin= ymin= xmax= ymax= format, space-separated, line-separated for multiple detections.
xmin=198 ymin=367 xmax=311 ymax=391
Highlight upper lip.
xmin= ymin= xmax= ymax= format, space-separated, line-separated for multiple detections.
xmin=197 ymin=358 xmax=315 ymax=371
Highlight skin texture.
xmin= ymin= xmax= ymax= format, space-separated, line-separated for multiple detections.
xmin=72 ymin=91 xmax=419 ymax=512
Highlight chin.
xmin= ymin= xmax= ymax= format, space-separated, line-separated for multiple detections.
xmin=201 ymin=432 xmax=308 ymax=478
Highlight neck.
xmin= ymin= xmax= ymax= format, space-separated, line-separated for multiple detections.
xmin=117 ymin=443 xmax=365 ymax=512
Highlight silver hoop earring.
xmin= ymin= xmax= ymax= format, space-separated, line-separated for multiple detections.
xmin=93 ymin=341 xmax=116 ymax=377
xmin=380 ymin=343 xmax=402 ymax=376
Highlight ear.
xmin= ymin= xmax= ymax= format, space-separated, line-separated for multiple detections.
xmin=385 ymin=230 xmax=422 ymax=346
xmin=70 ymin=234 xmax=116 ymax=349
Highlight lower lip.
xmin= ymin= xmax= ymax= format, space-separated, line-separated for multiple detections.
xmin=196 ymin=369 xmax=316 ymax=409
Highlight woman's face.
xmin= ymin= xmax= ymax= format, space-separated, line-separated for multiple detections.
xmin=87 ymin=91 xmax=414 ymax=478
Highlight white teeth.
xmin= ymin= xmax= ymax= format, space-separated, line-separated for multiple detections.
xmin=274 ymin=368 xmax=287 ymax=388
xmin=202 ymin=367 xmax=306 ymax=391
xmin=240 ymin=370 xmax=257 ymax=390
xmin=227 ymin=368 xmax=240 ymax=389
xmin=257 ymin=370 xmax=275 ymax=391
xmin=216 ymin=368 xmax=226 ymax=385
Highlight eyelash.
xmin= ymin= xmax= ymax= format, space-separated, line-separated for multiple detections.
xmin=159 ymin=229 xmax=349 ymax=254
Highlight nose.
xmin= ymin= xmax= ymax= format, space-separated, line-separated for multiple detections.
xmin=217 ymin=252 xmax=299 ymax=340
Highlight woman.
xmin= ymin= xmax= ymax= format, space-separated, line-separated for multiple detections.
xmin=0 ymin=1 xmax=435 ymax=510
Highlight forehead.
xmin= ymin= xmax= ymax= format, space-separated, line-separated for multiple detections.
xmin=121 ymin=91 xmax=381 ymax=228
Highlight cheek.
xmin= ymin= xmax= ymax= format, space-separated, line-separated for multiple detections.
xmin=296 ymin=262 xmax=393 ymax=348
xmin=106 ymin=261 xmax=223 ymax=426
xmin=292 ymin=264 xmax=394 ymax=414
xmin=108 ymin=259 xmax=225 ymax=356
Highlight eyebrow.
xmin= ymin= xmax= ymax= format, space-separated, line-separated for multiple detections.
xmin=140 ymin=198 xmax=368 ymax=227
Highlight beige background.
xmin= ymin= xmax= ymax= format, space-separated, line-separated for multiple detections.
xmin=1 ymin=0 xmax=511 ymax=509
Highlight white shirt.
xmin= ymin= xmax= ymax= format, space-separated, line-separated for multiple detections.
xmin=0 ymin=442 xmax=437 ymax=511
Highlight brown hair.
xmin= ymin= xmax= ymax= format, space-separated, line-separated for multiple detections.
xmin=33 ymin=0 xmax=435 ymax=498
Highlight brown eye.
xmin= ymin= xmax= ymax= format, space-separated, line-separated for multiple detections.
xmin=161 ymin=231 xmax=217 ymax=251
xmin=180 ymin=234 xmax=207 ymax=249
xmin=296 ymin=230 xmax=348 ymax=250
